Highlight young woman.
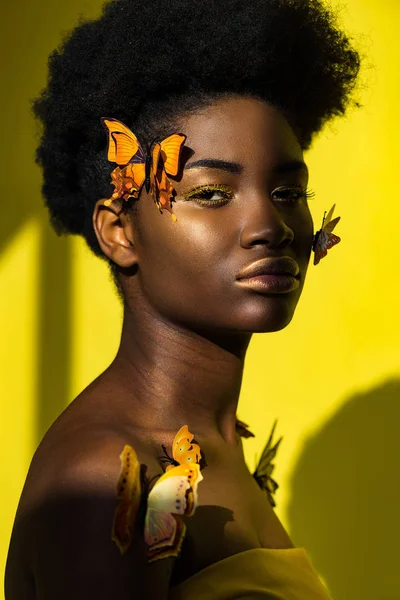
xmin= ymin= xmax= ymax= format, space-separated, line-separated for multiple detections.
xmin=5 ymin=0 xmax=360 ymax=598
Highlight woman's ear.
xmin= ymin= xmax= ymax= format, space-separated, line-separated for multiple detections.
xmin=92 ymin=199 xmax=138 ymax=268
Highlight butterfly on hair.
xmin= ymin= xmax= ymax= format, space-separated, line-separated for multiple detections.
xmin=100 ymin=117 xmax=187 ymax=222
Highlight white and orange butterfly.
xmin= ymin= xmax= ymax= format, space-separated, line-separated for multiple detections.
xmin=312 ymin=204 xmax=341 ymax=265
xmin=111 ymin=426 xmax=203 ymax=562
xmin=100 ymin=117 xmax=187 ymax=222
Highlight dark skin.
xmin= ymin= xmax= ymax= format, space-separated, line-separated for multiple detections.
xmin=5 ymin=95 xmax=314 ymax=599
xmin=94 ymin=95 xmax=313 ymax=443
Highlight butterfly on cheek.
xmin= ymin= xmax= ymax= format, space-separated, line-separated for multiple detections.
xmin=312 ymin=203 xmax=341 ymax=265
xmin=111 ymin=426 xmax=205 ymax=563
xmin=100 ymin=117 xmax=187 ymax=223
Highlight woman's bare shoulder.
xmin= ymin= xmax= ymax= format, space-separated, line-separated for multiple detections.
xmin=6 ymin=391 xmax=173 ymax=600
xmin=19 ymin=389 xmax=158 ymax=522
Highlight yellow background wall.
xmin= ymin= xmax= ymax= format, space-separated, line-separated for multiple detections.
xmin=1 ymin=2 xmax=399 ymax=599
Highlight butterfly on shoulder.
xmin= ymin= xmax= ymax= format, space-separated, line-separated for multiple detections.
xmin=312 ymin=204 xmax=341 ymax=265
xmin=252 ymin=418 xmax=283 ymax=508
xmin=100 ymin=117 xmax=187 ymax=222
xmin=111 ymin=425 xmax=204 ymax=563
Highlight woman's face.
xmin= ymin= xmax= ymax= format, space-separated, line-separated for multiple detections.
xmin=119 ymin=95 xmax=314 ymax=334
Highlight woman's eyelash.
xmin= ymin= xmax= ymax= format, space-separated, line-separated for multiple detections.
xmin=272 ymin=186 xmax=316 ymax=202
xmin=183 ymin=184 xmax=233 ymax=205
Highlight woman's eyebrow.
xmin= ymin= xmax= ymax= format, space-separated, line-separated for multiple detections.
xmin=184 ymin=158 xmax=242 ymax=174
xmin=183 ymin=158 xmax=307 ymax=175
xmin=274 ymin=160 xmax=308 ymax=174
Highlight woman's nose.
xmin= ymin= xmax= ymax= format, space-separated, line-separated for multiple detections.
xmin=239 ymin=193 xmax=295 ymax=250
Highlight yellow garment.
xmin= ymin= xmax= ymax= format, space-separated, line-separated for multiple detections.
xmin=169 ymin=547 xmax=334 ymax=600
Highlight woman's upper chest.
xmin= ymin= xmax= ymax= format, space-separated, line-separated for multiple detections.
xmin=170 ymin=449 xmax=294 ymax=585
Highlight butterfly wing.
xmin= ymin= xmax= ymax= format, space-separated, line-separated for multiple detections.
xmin=160 ymin=463 xmax=203 ymax=515
xmin=313 ymin=204 xmax=341 ymax=265
xmin=159 ymin=133 xmax=187 ymax=176
xmin=146 ymin=514 xmax=186 ymax=563
xmin=156 ymin=170 xmax=178 ymax=221
xmin=321 ymin=204 xmax=341 ymax=234
xmin=183 ymin=465 xmax=203 ymax=516
xmin=146 ymin=472 xmax=190 ymax=516
xmin=145 ymin=425 xmax=204 ymax=562
xmin=323 ymin=215 xmax=340 ymax=234
xmin=172 ymin=425 xmax=201 ymax=466
xmin=253 ymin=419 xmax=282 ymax=508
xmin=313 ymin=231 xmax=341 ymax=265
xmin=170 ymin=426 xmax=204 ymax=507
xmin=101 ymin=117 xmax=145 ymax=165
xmin=145 ymin=474 xmax=186 ymax=554
xmin=101 ymin=118 xmax=146 ymax=205
xmin=102 ymin=163 xmax=146 ymax=206
xmin=150 ymin=133 xmax=186 ymax=221
xmin=111 ymin=445 xmax=142 ymax=555
xmin=144 ymin=464 xmax=203 ymax=562
xmin=235 ymin=418 xmax=255 ymax=439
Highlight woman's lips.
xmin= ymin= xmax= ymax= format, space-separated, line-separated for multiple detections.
xmin=235 ymin=273 xmax=300 ymax=294
xmin=236 ymin=256 xmax=300 ymax=280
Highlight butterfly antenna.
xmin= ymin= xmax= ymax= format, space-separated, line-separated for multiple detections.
xmin=159 ymin=444 xmax=178 ymax=467
xmin=159 ymin=444 xmax=172 ymax=463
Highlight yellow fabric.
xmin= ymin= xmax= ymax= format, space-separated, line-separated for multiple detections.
xmin=169 ymin=547 xmax=334 ymax=600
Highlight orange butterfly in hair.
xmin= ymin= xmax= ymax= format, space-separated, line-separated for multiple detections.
xmin=100 ymin=117 xmax=187 ymax=222
xmin=312 ymin=203 xmax=341 ymax=265
xmin=112 ymin=426 xmax=204 ymax=563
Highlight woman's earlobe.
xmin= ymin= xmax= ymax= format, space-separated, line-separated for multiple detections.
xmin=92 ymin=199 xmax=138 ymax=268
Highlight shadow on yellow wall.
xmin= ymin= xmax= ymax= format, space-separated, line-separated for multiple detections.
xmin=0 ymin=154 xmax=74 ymax=444
xmin=288 ymin=378 xmax=400 ymax=599
xmin=0 ymin=0 xmax=104 ymax=445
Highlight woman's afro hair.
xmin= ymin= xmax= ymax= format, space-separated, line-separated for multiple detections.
xmin=32 ymin=0 xmax=361 ymax=293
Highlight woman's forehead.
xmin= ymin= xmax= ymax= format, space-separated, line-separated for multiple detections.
xmin=179 ymin=96 xmax=303 ymax=164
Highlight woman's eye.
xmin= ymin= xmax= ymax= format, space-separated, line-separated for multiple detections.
xmin=271 ymin=186 xmax=314 ymax=202
xmin=183 ymin=184 xmax=234 ymax=206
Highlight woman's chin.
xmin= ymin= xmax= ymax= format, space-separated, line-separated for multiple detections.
xmin=231 ymin=295 xmax=299 ymax=333
xmin=247 ymin=313 xmax=295 ymax=333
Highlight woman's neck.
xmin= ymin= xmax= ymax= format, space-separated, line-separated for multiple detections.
xmin=107 ymin=302 xmax=252 ymax=446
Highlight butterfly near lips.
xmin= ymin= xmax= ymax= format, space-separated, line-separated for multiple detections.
xmin=312 ymin=204 xmax=341 ymax=265
xmin=100 ymin=117 xmax=187 ymax=222
xmin=111 ymin=425 xmax=205 ymax=563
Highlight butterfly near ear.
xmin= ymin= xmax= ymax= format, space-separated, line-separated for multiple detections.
xmin=312 ymin=204 xmax=341 ymax=265
xmin=111 ymin=426 xmax=204 ymax=563
xmin=252 ymin=419 xmax=282 ymax=508
xmin=100 ymin=117 xmax=187 ymax=222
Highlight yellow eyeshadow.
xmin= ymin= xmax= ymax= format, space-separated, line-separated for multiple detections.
xmin=182 ymin=183 xmax=233 ymax=201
